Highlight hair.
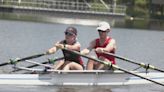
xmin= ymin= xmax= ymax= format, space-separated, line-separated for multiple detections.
xmin=66 ymin=27 xmax=77 ymax=35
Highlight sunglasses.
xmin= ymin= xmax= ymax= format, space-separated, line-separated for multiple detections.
xmin=98 ymin=30 xmax=107 ymax=33
xmin=65 ymin=32 xmax=74 ymax=36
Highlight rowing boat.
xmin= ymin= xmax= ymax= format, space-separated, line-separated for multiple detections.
xmin=0 ymin=49 xmax=164 ymax=86
xmin=0 ymin=70 xmax=164 ymax=86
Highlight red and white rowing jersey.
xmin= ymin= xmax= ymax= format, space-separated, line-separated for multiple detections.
xmin=94 ymin=37 xmax=116 ymax=64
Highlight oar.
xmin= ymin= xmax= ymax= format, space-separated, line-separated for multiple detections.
xmin=62 ymin=48 xmax=164 ymax=86
xmin=103 ymin=51 xmax=164 ymax=73
xmin=0 ymin=53 xmax=47 ymax=66
xmin=25 ymin=60 xmax=54 ymax=68
xmin=11 ymin=57 xmax=64 ymax=72
xmin=13 ymin=66 xmax=54 ymax=72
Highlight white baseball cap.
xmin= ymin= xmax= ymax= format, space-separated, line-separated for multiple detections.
xmin=96 ymin=21 xmax=110 ymax=31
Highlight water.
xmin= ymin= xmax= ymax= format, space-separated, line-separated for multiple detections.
xmin=0 ymin=19 xmax=164 ymax=91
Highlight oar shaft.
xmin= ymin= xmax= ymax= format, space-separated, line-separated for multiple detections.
xmin=12 ymin=61 xmax=48 ymax=72
xmin=103 ymin=52 xmax=140 ymax=65
xmin=0 ymin=53 xmax=46 ymax=67
xmin=0 ymin=62 xmax=8 ymax=66
xmin=103 ymin=51 xmax=164 ymax=73
xmin=154 ymin=68 xmax=164 ymax=73
xmin=25 ymin=60 xmax=53 ymax=68
xmin=14 ymin=66 xmax=56 ymax=72
xmin=116 ymin=65 xmax=164 ymax=86
xmin=12 ymin=57 xmax=64 ymax=72
xmin=14 ymin=66 xmax=46 ymax=72
xmin=17 ymin=53 xmax=46 ymax=62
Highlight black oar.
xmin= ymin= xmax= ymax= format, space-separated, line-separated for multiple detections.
xmin=103 ymin=51 xmax=164 ymax=73
xmin=0 ymin=53 xmax=47 ymax=66
xmin=11 ymin=57 xmax=64 ymax=72
xmin=63 ymin=48 xmax=164 ymax=86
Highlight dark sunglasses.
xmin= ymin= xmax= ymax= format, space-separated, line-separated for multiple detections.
xmin=65 ymin=32 xmax=74 ymax=36
xmin=98 ymin=30 xmax=106 ymax=33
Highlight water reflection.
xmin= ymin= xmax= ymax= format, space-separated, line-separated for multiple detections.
xmin=0 ymin=12 xmax=163 ymax=30
xmin=57 ymin=87 xmax=77 ymax=92
xmin=56 ymin=86 xmax=112 ymax=92
xmin=125 ymin=18 xmax=164 ymax=30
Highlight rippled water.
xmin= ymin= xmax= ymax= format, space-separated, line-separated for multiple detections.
xmin=0 ymin=19 xmax=164 ymax=92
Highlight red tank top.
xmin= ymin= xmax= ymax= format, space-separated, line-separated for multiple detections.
xmin=94 ymin=37 xmax=116 ymax=64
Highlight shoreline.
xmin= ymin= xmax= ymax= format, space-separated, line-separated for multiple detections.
xmin=0 ymin=11 xmax=125 ymax=27
xmin=0 ymin=8 xmax=163 ymax=30
xmin=0 ymin=5 xmax=125 ymax=27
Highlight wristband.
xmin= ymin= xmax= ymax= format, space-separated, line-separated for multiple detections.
xmin=64 ymin=44 xmax=66 ymax=48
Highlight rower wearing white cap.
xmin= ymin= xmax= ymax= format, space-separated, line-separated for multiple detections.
xmin=81 ymin=21 xmax=116 ymax=70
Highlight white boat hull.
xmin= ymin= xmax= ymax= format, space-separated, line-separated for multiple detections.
xmin=0 ymin=70 xmax=164 ymax=86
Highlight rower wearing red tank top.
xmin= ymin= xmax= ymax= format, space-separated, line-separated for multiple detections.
xmin=81 ymin=21 xmax=116 ymax=70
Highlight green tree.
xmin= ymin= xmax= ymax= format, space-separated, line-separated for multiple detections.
xmin=126 ymin=0 xmax=149 ymax=18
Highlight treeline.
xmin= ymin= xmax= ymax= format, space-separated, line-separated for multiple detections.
xmin=78 ymin=0 xmax=164 ymax=20
xmin=117 ymin=0 xmax=163 ymax=20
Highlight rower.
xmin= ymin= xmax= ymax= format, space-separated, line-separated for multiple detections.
xmin=46 ymin=27 xmax=84 ymax=70
xmin=81 ymin=21 xmax=116 ymax=70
